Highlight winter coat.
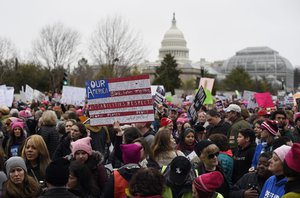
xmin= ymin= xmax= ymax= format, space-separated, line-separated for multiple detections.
xmin=282 ymin=179 xmax=300 ymax=198
xmin=232 ymin=143 xmax=256 ymax=184
xmin=205 ymin=119 xmax=231 ymax=139
xmin=53 ymin=135 xmax=72 ymax=160
xmin=101 ymin=163 xmax=141 ymax=198
xmin=38 ymin=187 xmax=78 ymax=198
xmin=259 ymin=175 xmax=287 ymax=198
xmin=292 ymin=127 xmax=300 ymax=143
xmin=218 ymin=151 xmax=234 ymax=187
xmin=230 ymin=172 xmax=265 ymax=198
xmin=38 ymin=125 xmax=59 ymax=159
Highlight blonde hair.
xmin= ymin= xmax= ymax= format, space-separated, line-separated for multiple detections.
xmin=41 ymin=110 xmax=57 ymax=126
xmin=21 ymin=135 xmax=51 ymax=177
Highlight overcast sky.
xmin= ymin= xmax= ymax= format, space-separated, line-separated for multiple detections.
xmin=1 ymin=0 xmax=300 ymax=66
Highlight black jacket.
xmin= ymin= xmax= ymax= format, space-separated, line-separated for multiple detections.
xmin=53 ymin=135 xmax=72 ymax=160
xmin=205 ymin=119 xmax=231 ymax=139
xmin=230 ymin=172 xmax=266 ymax=198
xmin=38 ymin=125 xmax=59 ymax=159
xmin=232 ymin=143 xmax=256 ymax=184
xmin=38 ymin=187 xmax=79 ymax=198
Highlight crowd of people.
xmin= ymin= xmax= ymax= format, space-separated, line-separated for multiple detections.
xmin=0 ymin=95 xmax=300 ymax=198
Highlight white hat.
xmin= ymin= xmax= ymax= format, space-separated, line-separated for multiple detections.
xmin=225 ymin=104 xmax=241 ymax=113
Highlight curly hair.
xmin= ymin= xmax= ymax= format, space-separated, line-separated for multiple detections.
xmin=129 ymin=168 xmax=164 ymax=196
xmin=208 ymin=133 xmax=229 ymax=151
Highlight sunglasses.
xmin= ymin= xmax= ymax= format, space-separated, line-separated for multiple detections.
xmin=207 ymin=152 xmax=219 ymax=159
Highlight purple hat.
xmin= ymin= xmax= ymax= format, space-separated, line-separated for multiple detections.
xmin=120 ymin=143 xmax=142 ymax=164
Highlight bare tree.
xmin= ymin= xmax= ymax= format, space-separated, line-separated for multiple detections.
xmin=32 ymin=22 xmax=81 ymax=69
xmin=0 ymin=37 xmax=18 ymax=83
xmin=89 ymin=16 xmax=146 ymax=77
xmin=0 ymin=37 xmax=17 ymax=63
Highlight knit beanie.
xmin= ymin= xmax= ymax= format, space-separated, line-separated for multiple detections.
xmin=120 ymin=143 xmax=142 ymax=164
xmin=71 ymin=137 xmax=93 ymax=156
xmin=261 ymin=119 xmax=279 ymax=136
xmin=195 ymin=140 xmax=214 ymax=156
xmin=45 ymin=158 xmax=70 ymax=186
xmin=5 ymin=156 xmax=27 ymax=174
xmin=160 ymin=117 xmax=172 ymax=127
xmin=284 ymin=143 xmax=300 ymax=174
xmin=177 ymin=117 xmax=188 ymax=124
xmin=193 ymin=171 xmax=224 ymax=193
xmin=273 ymin=145 xmax=291 ymax=162
xmin=11 ymin=122 xmax=24 ymax=131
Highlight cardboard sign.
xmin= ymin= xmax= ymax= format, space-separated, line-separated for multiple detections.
xmin=86 ymin=75 xmax=154 ymax=126
xmin=33 ymin=90 xmax=46 ymax=102
xmin=254 ymin=92 xmax=274 ymax=108
xmin=0 ymin=85 xmax=14 ymax=107
xmin=199 ymin=78 xmax=215 ymax=92
xmin=25 ymin=84 xmax=34 ymax=101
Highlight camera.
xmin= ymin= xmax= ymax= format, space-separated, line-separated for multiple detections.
xmin=247 ymin=184 xmax=259 ymax=193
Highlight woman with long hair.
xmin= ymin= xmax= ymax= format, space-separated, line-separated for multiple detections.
xmin=21 ymin=135 xmax=51 ymax=185
xmin=2 ymin=156 xmax=41 ymax=198
xmin=5 ymin=122 xmax=26 ymax=158
xmin=177 ymin=128 xmax=196 ymax=156
xmin=151 ymin=128 xmax=184 ymax=167
xmin=67 ymin=160 xmax=100 ymax=198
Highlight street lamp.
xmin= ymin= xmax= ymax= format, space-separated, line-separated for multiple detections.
xmin=200 ymin=66 xmax=204 ymax=78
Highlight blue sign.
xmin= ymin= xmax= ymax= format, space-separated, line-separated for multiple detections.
xmin=85 ymin=80 xmax=110 ymax=99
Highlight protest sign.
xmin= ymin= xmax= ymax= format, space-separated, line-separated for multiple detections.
xmin=86 ymin=75 xmax=154 ymax=126
xmin=215 ymin=100 xmax=224 ymax=112
xmin=0 ymin=85 xmax=14 ymax=107
xmin=254 ymin=92 xmax=274 ymax=108
xmin=243 ymin=90 xmax=258 ymax=109
xmin=153 ymin=86 xmax=165 ymax=110
xmin=199 ymin=78 xmax=215 ymax=92
xmin=188 ymin=86 xmax=206 ymax=121
xmin=25 ymin=84 xmax=34 ymax=101
xmin=61 ymin=86 xmax=86 ymax=106
xmin=33 ymin=90 xmax=46 ymax=102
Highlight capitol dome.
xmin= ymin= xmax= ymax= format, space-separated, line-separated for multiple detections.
xmin=159 ymin=13 xmax=190 ymax=66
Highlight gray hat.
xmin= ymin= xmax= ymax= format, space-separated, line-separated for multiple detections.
xmin=5 ymin=157 xmax=27 ymax=174
xmin=225 ymin=104 xmax=241 ymax=113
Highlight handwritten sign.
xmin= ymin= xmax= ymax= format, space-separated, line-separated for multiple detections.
xmin=61 ymin=86 xmax=86 ymax=106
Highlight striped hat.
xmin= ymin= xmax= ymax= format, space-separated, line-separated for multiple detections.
xmin=261 ymin=119 xmax=278 ymax=136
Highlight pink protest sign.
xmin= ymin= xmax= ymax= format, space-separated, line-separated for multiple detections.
xmin=254 ymin=92 xmax=274 ymax=108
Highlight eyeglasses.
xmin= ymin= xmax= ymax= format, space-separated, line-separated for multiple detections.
xmin=66 ymin=125 xmax=73 ymax=127
xmin=207 ymin=152 xmax=219 ymax=159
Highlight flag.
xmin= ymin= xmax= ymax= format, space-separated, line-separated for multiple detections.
xmin=86 ymin=75 xmax=154 ymax=126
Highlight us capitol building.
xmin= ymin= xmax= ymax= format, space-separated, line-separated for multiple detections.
xmin=140 ymin=14 xmax=294 ymax=90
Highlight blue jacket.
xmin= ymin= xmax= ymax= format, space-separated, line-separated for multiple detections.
xmin=259 ymin=175 xmax=287 ymax=198
xmin=251 ymin=142 xmax=272 ymax=169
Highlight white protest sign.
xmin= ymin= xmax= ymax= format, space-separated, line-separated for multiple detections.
xmin=61 ymin=86 xmax=86 ymax=106
xmin=33 ymin=90 xmax=46 ymax=102
xmin=243 ymin=90 xmax=258 ymax=109
xmin=0 ymin=88 xmax=6 ymax=106
xmin=5 ymin=86 xmax=14 ymax=107
xmin=25 ymin=84 xmax=34 ymax=101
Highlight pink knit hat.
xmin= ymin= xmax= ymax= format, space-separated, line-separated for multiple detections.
xmin=11 ymin=122 xmax=24 ymax=130
xmin=274 ymin=145 xmax=291 ymax=162
xmin=71 ymin=137 xmax=92 ymax=156
xmin=285 ymin=143 xmax=300 ymax=174
xmin=176 ymin=117 xmax=188 ymax=124
xmin=193 ymin=171 xmax=224 ymax=193
xmin=120 ymin=143 xmax=142 ymax=164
